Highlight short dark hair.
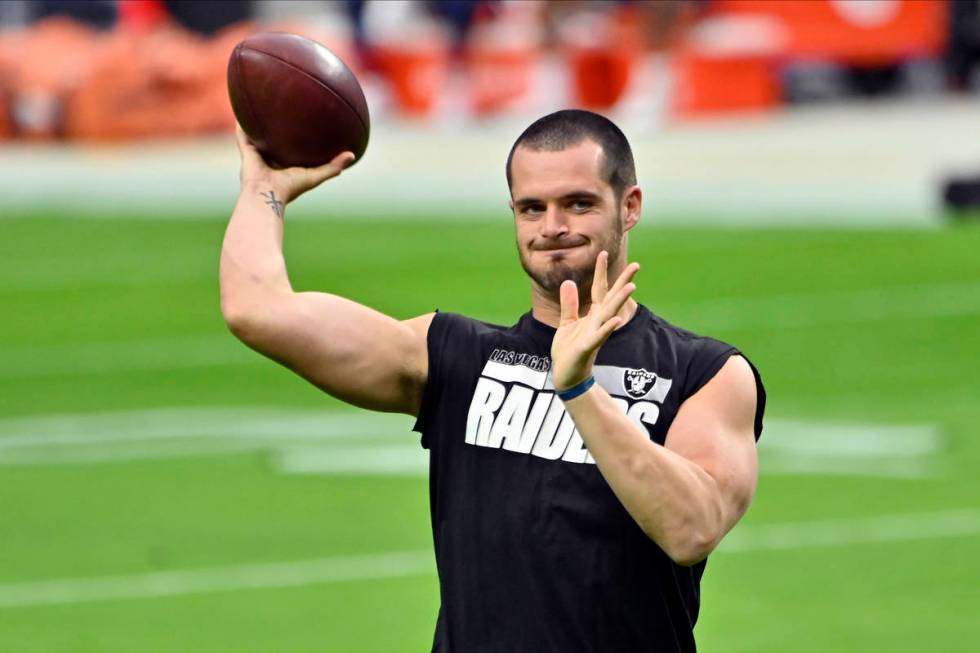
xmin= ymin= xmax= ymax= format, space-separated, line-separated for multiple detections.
xmin=506 ymin=109 xmax=637 ymax=199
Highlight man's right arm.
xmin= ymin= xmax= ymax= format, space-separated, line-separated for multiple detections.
xmin=220 ymin=127 xmax=432 ymax=416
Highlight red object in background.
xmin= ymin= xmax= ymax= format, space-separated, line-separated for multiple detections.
xmin=569 ymin=47 xmax=634 ymax=110
xmin=373 ymin=42 xmax=449 ymax=117
xmin=713 ymin=0 xmax=947 ymax=65
xmin=671 ymin=13 xmax=784 ymax=117
xmin=0 ymin=16 xmax=362 ymax=143
xmin=66 ymin=26 xmax=228 ymax=140
xmin=118 ymin=0 xmax=169 ymax=33
xmin=672 ymin=51 xmax=780 ymax=116
xmin=0 ymin=91 xmax=9 ymax=138
xmin=0 ymin=17 xmax=101 ymax=140
xmin=562 ymin=5 xmax=643 ymax=110
xmin=467 ymin=43 xmax=535 ymax=116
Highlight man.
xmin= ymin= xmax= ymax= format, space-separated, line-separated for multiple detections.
xmin=220 ymin=109 xmax=765 ymax=652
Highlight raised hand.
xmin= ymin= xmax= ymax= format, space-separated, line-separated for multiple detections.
xmin=550 ymin=251 xmax=639 ymax=392
xmin=236 ymin=124 xmax=354 ymax=206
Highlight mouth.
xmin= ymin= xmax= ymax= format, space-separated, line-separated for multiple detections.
xmin=533 ymin=242 xmax=587 ymax=253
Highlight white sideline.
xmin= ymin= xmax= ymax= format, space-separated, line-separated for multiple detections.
xmin=0 ymin=408 xmax=942 ymax=480
xmin=0 ymin=509 xmax=977 ymax=609
xmin=721 ymin=509 xmax=980 ymax=553
xmin=0 ymin=550 xmax=435 ymax=610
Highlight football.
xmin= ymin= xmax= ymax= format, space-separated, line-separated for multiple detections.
xmin=227 ymin=32 xmax=370 ymax=169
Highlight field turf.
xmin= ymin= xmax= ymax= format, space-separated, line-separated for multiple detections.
xmin=1 ymin=215 xmax=978 ymax=652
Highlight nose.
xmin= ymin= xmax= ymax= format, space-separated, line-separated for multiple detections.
xmin=539 ymin=205 xmax=569 ymax=240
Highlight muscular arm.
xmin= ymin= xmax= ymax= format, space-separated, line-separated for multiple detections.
xmin=562 ymin=356 xmax=758 ymax=566
xmin=220 ymin=128 xmax=431 ymax=415
xmin=551 ymin=251 xmax=758 ymax=566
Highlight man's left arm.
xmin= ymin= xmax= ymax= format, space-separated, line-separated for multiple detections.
xmin=562 ymin=355 xmax=758 ymax=566
xmin=550 ymin=251 xmax=759 ymax=566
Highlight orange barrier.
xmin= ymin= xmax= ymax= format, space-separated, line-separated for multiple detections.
xmin=68 ymin=27 xmax=217 ymax=140
xmin=466 ymin=37 xmax=536 ymax=117
xmin=671 ymin=14 xmax=785 ymax=117
xmin=714 ymin=0 xmax=947 ymax=65
xmin=560 ymin=6 xmax=645 ymax=111
xmin=373 ymin=40 xmax=450 ymax=118
xmin=0 ymin=35 xmax=13 ymax=138
xmin=672 ymin=0 xmax=947 ymax=117
xmin=672 ymin=50 xmax=781 ymax=116
xmin=0 ymin=3 xmax=954 ymax=137
xmin=0 ymin=90 xmax=9 ymax=139
xmin=568 ymin=46 xmax=635 ymax=110
xmin=0 ymin=17 xmax=101 ymax=139
xmin=0 ymin=17 xmax=355 ymax=142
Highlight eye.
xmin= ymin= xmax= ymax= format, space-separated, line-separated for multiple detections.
xmin=521 ymin=204 xmax=545 ymax=216
xmin=569 ymin=199 xmax=593 ymax=212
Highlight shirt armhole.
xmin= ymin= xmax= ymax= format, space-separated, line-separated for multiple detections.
xmin=683 ymin=343 xmax=767 ymax=442
xmin=413 ymin=310 xmax=447 ymax=448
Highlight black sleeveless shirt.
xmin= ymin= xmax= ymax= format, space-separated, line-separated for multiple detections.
xmin=413 ymin=305 xmax=766 ymax=653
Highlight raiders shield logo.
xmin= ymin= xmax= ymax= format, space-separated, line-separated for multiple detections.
xmin=623 ymin=368 xmax=658 ymax=399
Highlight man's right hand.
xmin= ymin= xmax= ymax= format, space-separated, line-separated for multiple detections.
xmin=236 ymin=124 xmax=356 ymax=206
xmin=222 ymin=125 xmax=432 ymax=417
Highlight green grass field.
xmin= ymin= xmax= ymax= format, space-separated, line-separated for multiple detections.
xmin=1 ymin=215 xmax=978 ymax=652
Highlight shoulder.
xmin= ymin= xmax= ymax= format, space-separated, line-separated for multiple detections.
xmin=695 ymin=355 xmax=759 ymax=424
xmin=424 ymin=311 xmax=530 ymax=374
xmin=638 ymin=307 xmax=740 ymax=384
xmin=426 ymin=311 xmax=516 ymax=344
xmin=644 ymin=308 xmax=734 ymax=357
xmin=637 ymin=306 xmax=766 ymax=439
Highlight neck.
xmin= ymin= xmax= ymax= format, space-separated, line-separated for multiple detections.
xmin=530 ymin=253 xmax=636 ymax=328
xmin=531 ymin=284 xmax=638 ymax=329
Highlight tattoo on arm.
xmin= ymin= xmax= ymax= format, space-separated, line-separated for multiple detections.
xmin=260 ymin=190 xmax=284 ymax=219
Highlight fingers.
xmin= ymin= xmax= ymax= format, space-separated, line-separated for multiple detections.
xmin=598 ymin=280 xmax=636 ymax=324
xmin=592 ymin=261 xmax=638 ymax=324
xmin=294 ymin=151 xmax=356 ymax=188
xmin=606 ymin=261 xmax=639 ymax=300
xmin=234 ymin=123 xmax=250 ymax=151
xmin=333 ymin=151 xmax=357 ymax=169
xmin=591 ymin=250 xmax=608 ymax=306
xmin=559 ymin=280 xmax=579 ymax=326
xmin=235 ymin=124 xmax=267 ymax=170
xmin=584 ymin=315 xmax=622 ymax=351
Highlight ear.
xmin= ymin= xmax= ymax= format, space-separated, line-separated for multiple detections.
xmin=508 ymin=198 xmax=515 ymax=213
xmin=622 ymin=186 xmax=642 ymax=232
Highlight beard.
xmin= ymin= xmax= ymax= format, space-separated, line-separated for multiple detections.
xmin=518 ymin=211 xmax=624 ymax=295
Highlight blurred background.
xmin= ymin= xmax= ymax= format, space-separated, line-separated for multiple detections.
xmin=0 ymin=1 xmax=978 ymax=651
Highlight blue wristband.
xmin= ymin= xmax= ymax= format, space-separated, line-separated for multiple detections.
xmin=556 ymin=376 xmax=595 ymax=402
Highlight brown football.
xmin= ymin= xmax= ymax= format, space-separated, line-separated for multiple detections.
xmin=227 ymin=32 xmax=369 ymax=169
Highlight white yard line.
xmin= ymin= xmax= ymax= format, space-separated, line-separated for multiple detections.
xmin=758 ymin=456 xmax=939 ymax=480
xmin=0 ymin=509 xmax=977 ymax=609
xmin=276 ymin=445 xmax=427 ymax=476
xmin=0 ymin=406 xmax=413 ymax=445
xmin=0 ymin=408 xmax=942 ymax=479
xmin=721 ymin=509 xmax=980 ymax=553
xmin=0 ymin=550 xmax=435 ymax=610
xmin=0 ymin=406 xmax=417 ymax=467
xmin=759 ymin=421 xmax=943 ymax=479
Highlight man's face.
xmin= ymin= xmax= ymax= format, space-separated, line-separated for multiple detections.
xmin=509 ymin=140 xmax=624 ymax=295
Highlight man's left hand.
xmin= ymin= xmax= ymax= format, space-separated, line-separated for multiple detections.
xmin=551 ymin=251 xmax=639 ymax=391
